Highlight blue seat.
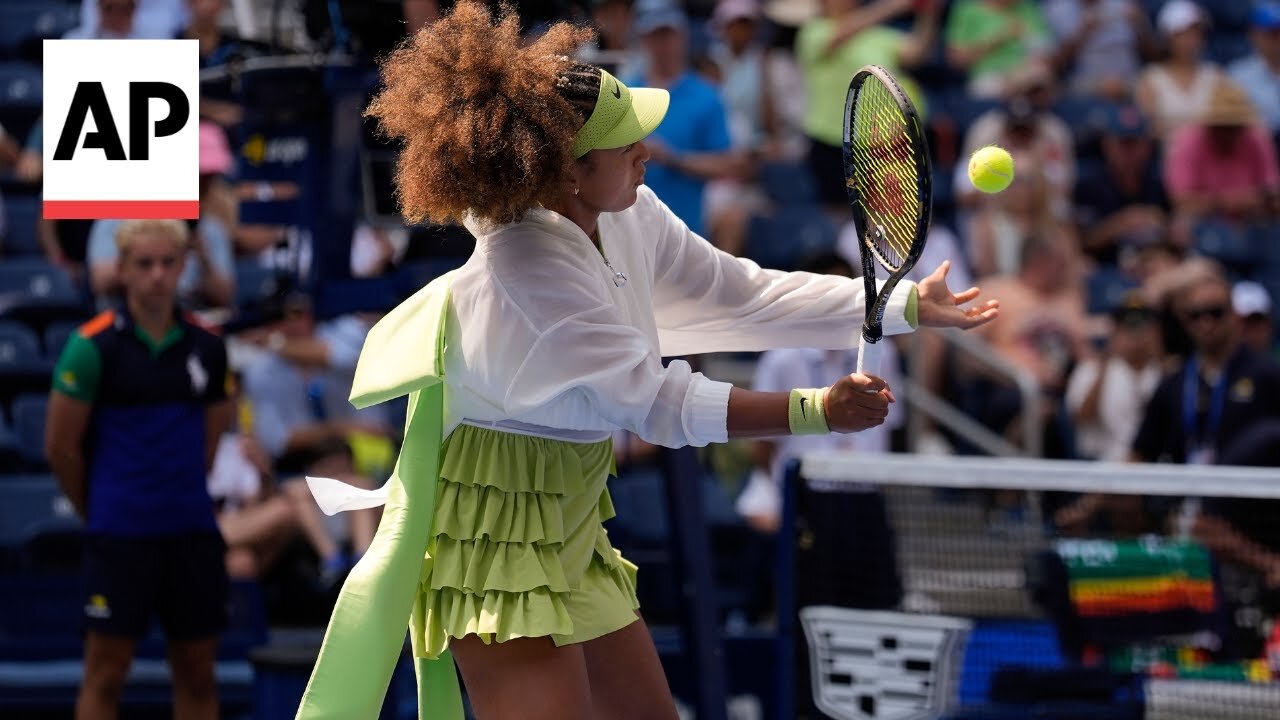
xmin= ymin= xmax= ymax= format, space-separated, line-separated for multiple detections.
xmin=0 ymin=474 xmax=77 ymax=548
xmin=0 ymin=2 xmax=77 ymax=59
xmin=1085 ymin=266 xmax=1140 ymax=315
xmin=1195 ymin=219 xmax=1261 ymax=272
xmin=10 ymin=394 xmax=48 ymax=467
xmin=2 ymin=194 xmax=40 ymax=257
xmin=234 ymin=261 xmax=286 ymax=308
xmin=1208 ymin=32 xmax=1253 ymax=65
xmin=0 ymin=61 xmax=41 ymax=108
xmin=0 ymin=259 xmax=78 ymax=302
xmin=757 ymin=162 xmax=819 ymax=207
xmin=745 ymin=208 xmax=838 ymax=272
xmin=0 ymin=321 xmax=40 ymax=371
xmin=42 ymin=321 xmax=79 ymax=361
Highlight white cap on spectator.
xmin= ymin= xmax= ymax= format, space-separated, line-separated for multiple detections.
xmin=1233 ymin=281 xmax=1273 ymax=317
xmin=1157 ymin=0 xmax=1207 ymax=35
xmin=763 ymin=0 xmax=818 ymax=27
xmin=713 ymin=0 xmax=761 ymax=29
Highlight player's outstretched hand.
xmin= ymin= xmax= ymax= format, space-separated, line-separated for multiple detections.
xmin=826 ymin=373 xmax=895 ymax=433
xmin=916 ymin=260 xmax=1000 ymax=330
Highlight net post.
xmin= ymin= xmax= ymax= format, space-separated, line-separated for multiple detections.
xmin=660 ymin=445 xmax=729 ymax=720
xmin=774 ymin=458 xmax=802 ymax=720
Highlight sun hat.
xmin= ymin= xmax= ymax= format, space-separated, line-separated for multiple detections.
xmin=1156 ymin=0 xmax=1207 ymax=35
xmin=198 ymin=121 xmax=233 ymax=176
xmin=1199 ymin=81 xmax=1258 ymax=126
xmin=712 ymin=0 xmax=761 ymax=31
xmin=571 ymin=68 xmax=669 ymax=158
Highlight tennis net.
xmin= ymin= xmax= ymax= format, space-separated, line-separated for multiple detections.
xmin=778 ymin=453 xmax=1280 ymax=720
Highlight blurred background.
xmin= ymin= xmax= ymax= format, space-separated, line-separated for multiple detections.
xmin=1 ymin=0 xmax=1280 ymax=718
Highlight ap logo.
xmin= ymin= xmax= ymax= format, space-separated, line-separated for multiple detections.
xmin=43 ymin=39 xmax=198 ymax=220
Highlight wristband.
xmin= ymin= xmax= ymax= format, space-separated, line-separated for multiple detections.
xmin=788 ymin=387 xmax=829 ymax=435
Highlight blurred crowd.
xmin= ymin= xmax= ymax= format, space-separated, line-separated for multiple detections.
xmin=2 ymin=0 xmax=1280 ymax=656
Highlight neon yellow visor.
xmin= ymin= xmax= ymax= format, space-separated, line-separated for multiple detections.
xmin=571 ymin=69 xmax=670 ymax=158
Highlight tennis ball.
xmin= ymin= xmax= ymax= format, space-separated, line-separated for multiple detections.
xmin=968 ymin=145 xmax=1015 ymax=194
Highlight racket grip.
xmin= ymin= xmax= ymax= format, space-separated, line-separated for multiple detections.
xmin=857 ymin=335 xmax=884 ymax=378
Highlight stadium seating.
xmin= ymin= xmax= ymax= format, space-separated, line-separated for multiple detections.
xmin=757 ymin=161 xmax=819 ymax=207
xmin=1085 ymin=265 xmax=1141 ymax=316
xmin=2 ymin=193 xmax=41 ymax=258
xmin=0 ymin=258 xmax=78 ymax=302
xmin=10 ymin=394 xmax=48 ymax=470
xmin=42 ymin=320 xmax=79 ymax=361
xmin=0 ymin=60 xmax=42 ymax=143
xmin=0 ymin=1 xmax=77 ymax=61
xmin=745 ymin=207 xmax=838 ymax=272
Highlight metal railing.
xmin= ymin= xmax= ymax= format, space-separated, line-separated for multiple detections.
xmin=905 ymin=327 xmax=1043 ymax=457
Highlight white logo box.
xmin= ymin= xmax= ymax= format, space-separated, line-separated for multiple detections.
xmin=43 ymin=39 xmax=199 ymax=220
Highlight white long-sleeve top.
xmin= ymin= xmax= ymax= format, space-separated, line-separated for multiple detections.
xmin=444 ymin=186 xmax=917 ymax=449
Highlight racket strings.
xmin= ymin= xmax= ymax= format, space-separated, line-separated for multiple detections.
xmin=847 ymin=80 xmax=922 ymax=270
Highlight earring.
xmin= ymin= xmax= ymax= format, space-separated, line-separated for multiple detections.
xmin=574 ymin=187 xmax=580 ymax=196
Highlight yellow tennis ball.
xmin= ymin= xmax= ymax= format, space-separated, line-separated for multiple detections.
xmin=968 ymin=145 xmax=1015 ymax=194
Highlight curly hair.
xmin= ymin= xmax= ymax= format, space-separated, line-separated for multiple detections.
xmin=366 ymin=1 xmax=601 ymax=226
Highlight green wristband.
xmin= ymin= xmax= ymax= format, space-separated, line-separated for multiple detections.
xmin=788 ymin=388 xmax=829 ymax=435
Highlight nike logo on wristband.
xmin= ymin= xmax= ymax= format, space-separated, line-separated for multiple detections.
xmin=612 ymin=83 xmax=621 ymax=99
xmin=800 ymin=397 xmax=808 ymax=418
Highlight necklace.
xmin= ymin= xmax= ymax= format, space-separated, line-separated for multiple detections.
xmin=592 ymin=230 xmax=627 ymax=288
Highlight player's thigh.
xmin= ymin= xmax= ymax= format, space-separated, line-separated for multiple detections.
xmin=81 ymin=631 xmax=138 ymax=688
xmin=581 ymin=614 xmax=680 ymax=720
xmin=450 ymin=633 xmax=591 ymax=720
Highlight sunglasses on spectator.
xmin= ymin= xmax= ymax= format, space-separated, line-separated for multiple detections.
xmin=1182 ymin=305 xmax=1228 ymax=322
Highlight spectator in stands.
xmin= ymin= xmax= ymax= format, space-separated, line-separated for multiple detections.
xmin=1044 ymin=0 xmax=1156 ymax=101
xmin=797 ymin=0 xmax=939 ymax=219
xmin=182 ymin=0 xmax=270 ymax=67
xmin=965 ymin=158 xmax=1059 ymax=278
xmin=702 ymin=0 xmax=775 ymax=256
xmin=237 ymin=294 xmax=386 ymax=559
xmin=75 ymin=0 xmax=189 ymax=39
xmin=1164 ymin=81 xmax=1280 ymax=238
xmin=944 ymin=0 xmax=1053 ymax=99
xmin=1135 ymin=0 xmax=1225 ymax=140
xmin=1233 ymin=280 xmax=1276 ymax=357
xmin=582 ymin=0 xmax=640 ymax=79
xmin=209 ymin=425 xmax=354 ymax=586
xmin=1228 ymin=2 xmax=1280 ymax=137
xmin=66 ymin=0 xmax=150 ymax=40
xmin=955 ymin=62 xmax=1076 ymax=219
xmin=624 ymin=2 xmax=739 ymax=239
xmin=1065 ymin=293 xmax=1164 ymax=462
xmin=969 ymin=233 xmax=1091 ymax=454
xmin=759 ymin=0 xmax=811 ymax=164
xmin=1131 ymin=269 xmax=1280 ymax=465
xmin=13 ymin=117 xmax=95 ymax=284
xmin=44 ymin=219 xmax=232 ymax=720
xmin=87 ymin=122 xmax=238 ymax=311
xmin=1073 ymin=103 xmax=1169 ymax=265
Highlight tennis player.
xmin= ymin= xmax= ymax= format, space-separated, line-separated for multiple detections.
xmin=295 ymin=3 xmax=999 ymax=719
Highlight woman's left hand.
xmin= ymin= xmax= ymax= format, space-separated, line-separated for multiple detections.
xmin=915 ymin=260 xmax=1000 ymax=330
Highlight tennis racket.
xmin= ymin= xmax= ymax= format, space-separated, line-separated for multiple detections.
xmin=842 ymin=64 xmax=932 ymax=377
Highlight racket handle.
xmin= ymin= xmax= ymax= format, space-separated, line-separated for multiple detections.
xmin=857 ymin=335 xmax=884 ymax=378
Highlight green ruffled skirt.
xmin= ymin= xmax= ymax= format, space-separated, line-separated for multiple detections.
xmin=412 ymin=423 xmax=640 ymax=656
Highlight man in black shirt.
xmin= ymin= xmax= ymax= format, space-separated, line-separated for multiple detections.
xmin=1132 ymin=274 xmax=1280 ymax=465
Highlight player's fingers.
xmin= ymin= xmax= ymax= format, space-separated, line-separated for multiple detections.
xmin=962 ymin=301 xmax=1001 ymax=327
xmin=952 ymin=286 xmax=982 ymax=304
xmin=847 ymin=373 xmax=888 ymax=393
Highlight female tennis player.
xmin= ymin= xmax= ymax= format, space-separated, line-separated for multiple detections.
xmin=295 ymin=3 xmax=999 ymax=719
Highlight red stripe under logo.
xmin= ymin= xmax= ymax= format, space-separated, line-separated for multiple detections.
xmin=42 ymin=200 xmax=200 ymax=220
